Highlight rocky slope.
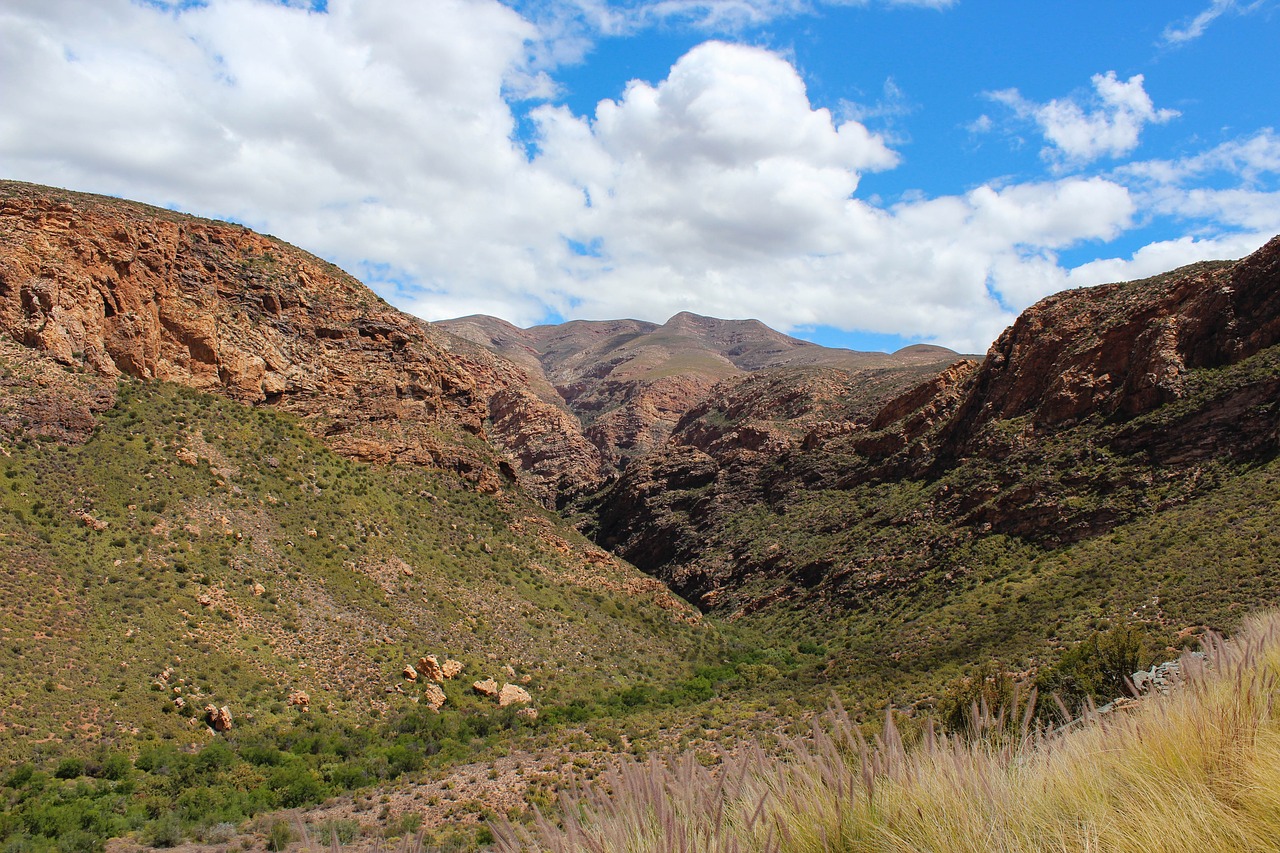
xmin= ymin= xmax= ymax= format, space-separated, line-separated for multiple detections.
xmin=0 ymin=181 xmax=604 ymax=502
xmin=438 ymin=312 xmax=959 ymax=470
xmin=585 ymin=237 xmax=1280 ymax=612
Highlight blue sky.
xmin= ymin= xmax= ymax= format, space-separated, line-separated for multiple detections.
xmin=1 ymin=0 xmax=1277 ymax=352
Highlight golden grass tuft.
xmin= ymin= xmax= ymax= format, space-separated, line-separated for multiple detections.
xmin=495 ymin=611 xmax=1280 ymax=852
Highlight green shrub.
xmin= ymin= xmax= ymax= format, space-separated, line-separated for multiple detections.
xmin=1036 ymin=623 xmax=1156 ymax=714
xmin=266 ymin=820 xmax=292 ymax=852
xmin=143 ymin=813 xmax=184 ymax=848
xmin=53 ymin=758 xmax=84 ymax=780
xmin=936 ymin=663 xmax=1020 ymax=735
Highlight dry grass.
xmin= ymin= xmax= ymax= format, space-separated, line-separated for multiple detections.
xmin=494 ymin=611 xmax=1280 ymax=852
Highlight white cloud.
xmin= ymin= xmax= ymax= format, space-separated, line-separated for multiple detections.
xmin=1162 ymin=0 xmax=1268 ymax=45
xmin=522 ymin=44 xmax=1143 ymax=350
xmin=1122 ymin=129 xmax=1280 ymax=186
xmin=0 ymin=0 xmax=591 ymax=318
xmin=992 ymin=72 xmax=1179 ymax=168
xmin=1064 ymin=232 xmax=1273 ymax=289
xmin=552 ymin=0 xmax=955 ymax=32
xmin=0 ymin=1 xmax=1273 ymax=355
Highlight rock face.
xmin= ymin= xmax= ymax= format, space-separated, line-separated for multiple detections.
xmin=0 ymin=181 xmax=603 ymax=502
xmin=586 ymin=237 xmax=1280 ymax=611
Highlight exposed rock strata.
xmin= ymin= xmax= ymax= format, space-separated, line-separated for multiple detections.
xmin=0 ymin=181 xmax=603 ymax=502
xmin=439 ymin=312 xmax=961 ymax=471
xmin=588 ymin=238 xmax=1280 ymax=610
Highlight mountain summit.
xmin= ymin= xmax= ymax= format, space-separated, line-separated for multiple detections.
xmin=438 ymin=311 xmax=960 ymax=472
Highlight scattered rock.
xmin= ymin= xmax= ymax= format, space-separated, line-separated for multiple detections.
xmin=204 ymin=704 xmax=233 ymax=732
xmin=472 ymin=678 xmax=499 ymax=698
xmin=287 ymin=690 xmax=310 ymax=710
xmin=515 ymin=707 xmax=538 ymax=721
xmin=423 ymin=682 xmax=446 ymax=712
xmin=1131 ymin=652 xmax=1205 ymax=696
xmin=402 ymin=664 xmax=419 ymax=682
xmin=76 ymin=511 xmax=108 ymax=531
xmin=419 ymin=655 xmax=444 ymax=681
xmin=497 ymin=683 xmax=532 ymax=707
xmin=252 ymin=582 xmax=265 ymax=596
xmin=441 ymin=659 xmax=464 ymax=679
xmin=175 ymin=448 xmax=199 ymax=466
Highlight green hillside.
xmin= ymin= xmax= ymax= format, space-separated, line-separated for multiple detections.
xmin=0 ymin=351 xmax=732 ymax=850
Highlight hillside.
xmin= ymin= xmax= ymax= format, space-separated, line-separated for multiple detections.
xmin=578 ymin=236 xmax=1280 ymax=706
xmin=3 ymin=179 xmax=1280 ymax=850
xmin=0 ymin=181 xmax=604 ymax=503
xmin=0 ymin=347 xmax=741 ymax=849
xmin=0 ymin=182 xmax=745 ymax=850
xmin=437 ymin=313 xmax=960 ymax=471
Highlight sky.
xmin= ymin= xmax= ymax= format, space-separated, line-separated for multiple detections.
xmin=2 ymin=0 xmax=1278 ymax=353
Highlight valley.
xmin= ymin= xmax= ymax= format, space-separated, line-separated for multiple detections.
xmin=1 ymin=179 xmax=1280 ymax=850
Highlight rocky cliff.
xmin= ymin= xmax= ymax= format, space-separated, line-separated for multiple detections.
xmin=585 ymin=237 xmax=1280 ymax=611
xmin=0 ymin=181 xmax=604 ymax=501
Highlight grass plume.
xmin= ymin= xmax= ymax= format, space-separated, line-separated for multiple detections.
xmin=496 ymin=611 xmax=1280 ymax=852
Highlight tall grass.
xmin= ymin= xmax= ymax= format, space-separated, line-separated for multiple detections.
xmin=495 ymin=612 xmax=1280 ymax=852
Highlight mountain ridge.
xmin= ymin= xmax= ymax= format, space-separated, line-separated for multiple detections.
xmin=437 ymin=311 xmax=963 ymax=472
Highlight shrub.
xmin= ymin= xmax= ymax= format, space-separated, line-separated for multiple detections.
xmin=936 ymin=663 xmax=1020 ymax=735
xmin=266 ymin=820 xmax=292 ymax=852
xmin=53 ymin=758 xmax=85 ymax=780
xmin=1036 ymin=623 xmax=1156 ymax=713
xmin=144 ymin=813 xmax=184 ymax=848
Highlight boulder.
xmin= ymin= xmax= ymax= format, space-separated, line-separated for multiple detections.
xmin=423 ymin=682 xmax=446 ymax=712
xmin=498 ymin=683 xmax=532 ymax=707
xmin=402 ymin=664 xmax=419 ymax=682
xmin=204 ymin=704 xmax=233 ymax=732
xmin=418 ymin=655 xmax=445 ymax=681
xmin=441 ymin=659 xmax=464 ymax=679
xmin=472 ymin=678 xmax=500 ymax=698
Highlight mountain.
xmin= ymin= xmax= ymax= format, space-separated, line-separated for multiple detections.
xmin=437 ymin=312 xmax=961 ymax=472
xmin=575 ymin=236 xmax=1280 ymax=706
xmin=4 ymin=178 xmax=1280 ymax=849
xmin=0 ymin=182 xmax=738 ymax=848
xmin=0 ymin=181 xmax=605 ymax=504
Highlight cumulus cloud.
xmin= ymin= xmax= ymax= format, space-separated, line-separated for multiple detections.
xmin=991 ymin=72 xmax=1179 ymax=168
xmin=521 ymin=44 xmax=1143 ymax=349
xmin=0 ymin=0 xmax=1273 ymax=353
xmin=0 ymin=0 xmax=591 ymax=321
